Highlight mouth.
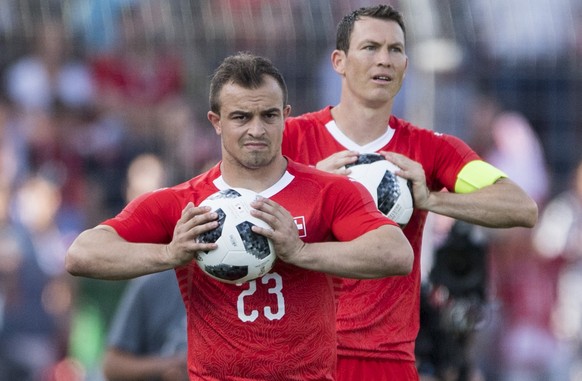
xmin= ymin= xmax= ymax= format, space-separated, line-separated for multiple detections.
xmin=372 ymin=75 xmax=392 ymax=82
xmin=243 ymin=141 xmax=269 ymax=150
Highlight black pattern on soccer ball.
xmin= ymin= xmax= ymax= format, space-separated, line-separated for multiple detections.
xmin=195 ymin=188 xmax=277 ymax=284
xmin=204 ymin=264 xmax=249 ymax=282
xmin=197 ymin=208 xmax=226 ymax=245
xmin=236 ymin=221 xmax=271 ymax=259
xmin=346 ymin=153 xmax=384 ymax=168
xmin=209 ymin=189 xmax=242 ymax=200
xmin=377 ymin=171 xmax=401 ymax=215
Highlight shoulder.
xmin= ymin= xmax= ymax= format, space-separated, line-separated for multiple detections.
xmin=286 ymin=159 xmax=341 ymax=179
xmin=285 ymin=159 xmax=360 ymax=192
xmin=116 ymin=165 xmax=221 ymax=218
xmin=391 ymin=115 xmax=440 ymax=138
xmin=158 ymin=164 xmax=222 ymax=204
xmin=283 ymin=107 xmax=333 ymax=156
xmin=391 ymin=115 xmax=473 ymax=151
xmin=285 ymin=106 xmax=332 ymax=128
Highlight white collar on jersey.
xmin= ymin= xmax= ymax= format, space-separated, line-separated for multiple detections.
xmin=325 ymin=120 xmax=395 ymax=153
xmin=212 ymin=170 xmax=295 ymax=199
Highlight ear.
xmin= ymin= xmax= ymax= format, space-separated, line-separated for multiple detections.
xmin=283 ymin=105 xmax=291 ymax=119
xmin=207 ymin=111 xmax=222 ymax=135
xmin=331 ymin=49 xmax=346 ymax=76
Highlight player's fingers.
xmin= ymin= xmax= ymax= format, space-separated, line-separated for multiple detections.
xmin=382 ymin=151 xmax=409 ymax=167
xmin=331 ymin=151 xmax=358 ymax=170
xmin=316 ymin=150 xmax=358 ymax=173
xmin=181 ymin=203 xmax=211 ymax=222
xmin=251 ymin=224 xmax=275 ymax=239
xmin=179 ymin=207 xmax=218 ymax=236
xmin=250 ymin=198 xmax=281 ymax=227
xmin=334 ymin=167 xmax=352 ymax=176
xmin=192 ymin=241 xmax=218 ymax=254
xmin=250 ymin=209 xmax=276 ymax=230
xmin=251 ymin=196 xmax=287 ymax=216
xmin=334 ymin=150 xmax=359 ymax=164
xmin=383 ymin=151 xmax=422 ymax=178
xmin=192 ymin=218 xmax=220 ymax=235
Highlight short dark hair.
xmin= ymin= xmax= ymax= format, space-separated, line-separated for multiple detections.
xmin=209 ymin=52 xmax=288 ymax=114
xmin=336 ymin=5 xmax=406 ymax=52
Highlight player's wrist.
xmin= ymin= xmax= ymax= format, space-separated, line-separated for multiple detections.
xmin=161 ymin=244 xmax=179 ymax=268
xmin=412 ymin=187 xmax=433 ymax=211
xmin=278 ymin=240 xmax=308 ymax=267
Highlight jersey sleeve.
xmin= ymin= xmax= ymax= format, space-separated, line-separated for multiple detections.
xmin=429 ymin=133 xmax=482 ymax=192
xmin=325 ymin=178 xmax=397 ymax=242
xmin=454 ymin=160 xmax=508 ymax=193
xmin=101 ymin=189 xmax=181 ymax=244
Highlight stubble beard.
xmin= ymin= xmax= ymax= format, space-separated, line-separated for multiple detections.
xmin=224 ymin=142 xmax=275 ymax=171
xmin=243 ymin=150 xmax=276 ymax=169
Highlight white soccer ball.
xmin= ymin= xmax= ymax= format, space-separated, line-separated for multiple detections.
xmin=196 ymin=188 xmax=276 ymax=284
xmin=346 ymin=153 xmax=414 ymax=227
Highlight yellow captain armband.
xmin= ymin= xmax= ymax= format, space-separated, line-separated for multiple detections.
xmin=454 ymin=160 xmax=507 ymax=194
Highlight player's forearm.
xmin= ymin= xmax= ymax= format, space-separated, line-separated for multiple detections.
xmin=103 ymin=349 xmax=187 ymax=381
xmin=290 ymin=225 xmax=413 ymax=279
xmin=423 ymin=179 xmax=538 ymax=228
xmin=65 ymin=226 xmax=174 ymax=280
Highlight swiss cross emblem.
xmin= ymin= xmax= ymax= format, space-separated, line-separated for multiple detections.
xmin=294 ymin=216 xmax=307 ymax=237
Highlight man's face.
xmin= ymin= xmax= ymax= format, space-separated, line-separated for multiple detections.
xmin=333 ymin=17 xmax=408 ymax=107
xmin=208 ymin=77 xmax=290 ymax=170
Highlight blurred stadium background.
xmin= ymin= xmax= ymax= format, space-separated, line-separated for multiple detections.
xmin=0 ymin=0 xmax=581 ymax=380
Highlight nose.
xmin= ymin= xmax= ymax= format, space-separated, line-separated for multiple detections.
xmin=247 ymin=117 xmax=266 ymax=137
xmin=378 ymin=48 xmax=392 ymax=67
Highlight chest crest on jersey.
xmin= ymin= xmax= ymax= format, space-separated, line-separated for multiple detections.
xmin=293 ymin=216 xmax=307 ymax=237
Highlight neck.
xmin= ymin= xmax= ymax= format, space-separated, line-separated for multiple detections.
xmin=331 ymin=100 xmax=393 ymax=145
xmin=220 ymin=156 xmax=288 ymax=193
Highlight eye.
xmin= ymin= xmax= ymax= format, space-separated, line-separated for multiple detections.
xmin=262 ymin=110 xmax=280 ymax=121
xmin=232 ymin=114 xmax=247 ymax=121
xmin=390 ymin=46 xmax=404 ymax=54
xmin=363 ymin=45 xmax=377 ymax=51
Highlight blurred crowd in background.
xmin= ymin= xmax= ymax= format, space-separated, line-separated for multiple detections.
xmin=0 ymin=0 xmax=581 ymax=380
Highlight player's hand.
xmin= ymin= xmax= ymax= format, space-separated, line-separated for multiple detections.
xmin=381 ymin=151 xmax=431 ymax=210
xmin=315 ymin=150 xmax=359 ymax=175
xmin=166 ymin=202 xmax=219 ymax=266
xmin=249 ymin=196 xmax=306 ymax=264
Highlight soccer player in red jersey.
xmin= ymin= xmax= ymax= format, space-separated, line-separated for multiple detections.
xmin=65 ymin=52 xmax=413 ymax=380
xmin=282 ymin=5 xmax=538 ymax=381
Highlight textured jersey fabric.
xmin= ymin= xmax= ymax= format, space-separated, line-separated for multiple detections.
xmin=283 ymin=106 xmax=480 ymax=362
xmin=103 ymin=159 xmax=394 ymax=380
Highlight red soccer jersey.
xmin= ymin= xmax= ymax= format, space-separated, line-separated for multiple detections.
xmin=102 ymin=159 xmax=395 ymax=380
xmin=283 ymin=106 xmax=480 ymax=362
